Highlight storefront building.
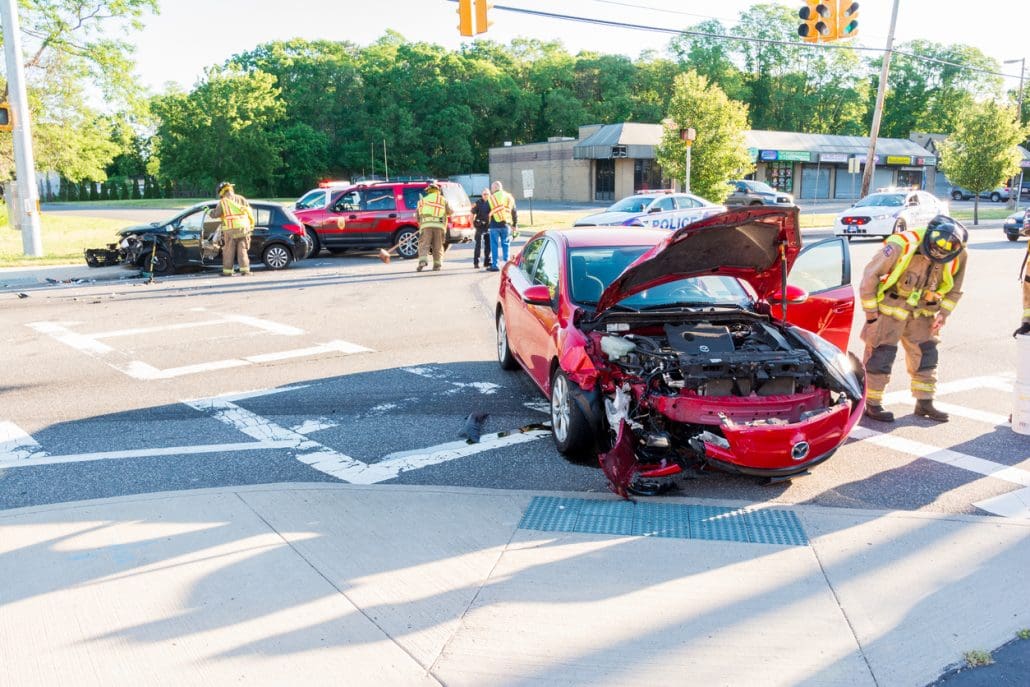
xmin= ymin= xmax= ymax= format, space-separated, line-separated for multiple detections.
xmin=488 ymin=123 xmax=940 ymax=204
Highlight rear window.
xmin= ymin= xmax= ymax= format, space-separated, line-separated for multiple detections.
xmin=441 ymin=184 xmax=471 ymax=211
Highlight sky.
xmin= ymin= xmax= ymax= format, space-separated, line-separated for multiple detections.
xmin=128 ymin=0 xmax=1029 ymax=96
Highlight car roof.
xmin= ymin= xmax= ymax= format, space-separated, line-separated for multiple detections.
xmin=546 ymin=227 xmax=668 ymax=249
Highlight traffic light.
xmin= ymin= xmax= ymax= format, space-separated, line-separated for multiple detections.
xmin=798 ymin=1 xmax=835 ymax=43
xmin=474 ymin=0 xmax=493 ymax=34
xmin=0 ymin=103 xmax=12 ymax=132
xmin=838 ymin=0 xmax=859 ymax=39
xmin=457 ymin=0 xmax=473 ymax=37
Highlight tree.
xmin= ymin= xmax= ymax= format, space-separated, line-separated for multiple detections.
xmin=656 ymin=71 xmax=753 ymax=203
xmin=938 ymin=101 xmax=1027 ymax=224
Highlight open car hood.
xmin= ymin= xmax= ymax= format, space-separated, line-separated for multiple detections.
xmin=594 ymin=206 xmax=802 ymax=314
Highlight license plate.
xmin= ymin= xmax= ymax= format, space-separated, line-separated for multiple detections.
xmin=844 ymin=226 xmax=861 ymax=234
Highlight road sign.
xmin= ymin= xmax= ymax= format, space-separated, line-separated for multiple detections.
xmin=521 ymin=169 xmax=535 ymax=191
xmin=524 ymin=189 xmax=534 ymax=199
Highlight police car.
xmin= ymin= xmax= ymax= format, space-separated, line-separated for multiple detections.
xmin=834 ymin=188 xmax=947 ymax=239
xmin=573 ymin=190 xmax=723 ymax=228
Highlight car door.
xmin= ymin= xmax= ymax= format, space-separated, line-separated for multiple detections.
xmin=647 ymin=196 xmax=677 ymax=214
xmin=503 ymin=238 xmax=547 ymax=382
xmin=248 ymin=206 xmax=273 ymax=260
xmin=320 ymin=189 xmax=375 ymax=248
xmin=520 ymin=239 xmax=562 ymax=387
xmin=363 ymin=185 xmax=401 ymax=241
xmin=174 ymin=206 xmax=212 ymax=266
xmin=771 ymin=237 xmax=854 ymax=352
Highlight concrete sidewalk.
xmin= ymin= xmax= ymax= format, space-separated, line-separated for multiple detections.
xmin=1 ymin=483 xmax=1027 ymax=687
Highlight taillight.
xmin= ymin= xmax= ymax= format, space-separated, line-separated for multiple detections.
xmin=842 ymin=216 xmax=869 ymax=226
xmin=283 ymin=223 xmax=304 ymax=235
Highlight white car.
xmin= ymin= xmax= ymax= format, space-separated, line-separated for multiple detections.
xmin=834 ymin=190 xmax=947 ymax=239
xmin=573 ymin=191 xmax=719 ymax=226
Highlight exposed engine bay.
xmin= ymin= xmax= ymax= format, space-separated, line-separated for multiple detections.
xmin=587 ymin=313 xmax=863 ymax=496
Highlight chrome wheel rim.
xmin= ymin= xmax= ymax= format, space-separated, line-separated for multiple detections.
xmin=551 ymin=374 xmax=569 ymax=443
xmin=398 ymin=231 xmax=419 ymax=258
xmin=496 ymin=315 xmax=508 ymax=363
xmin=266 ymin=245 xmax=289 ymax=269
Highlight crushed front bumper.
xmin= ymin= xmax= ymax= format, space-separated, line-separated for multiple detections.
xmin=84 ymin=245 xmax=124 ymax=267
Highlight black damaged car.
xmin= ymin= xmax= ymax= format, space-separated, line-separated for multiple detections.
xmin=85 ymin=201 xmax=312 ymax=275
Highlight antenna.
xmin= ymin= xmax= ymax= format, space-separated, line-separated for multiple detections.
xmin=383 ymin=139 xmax=389 ymax=181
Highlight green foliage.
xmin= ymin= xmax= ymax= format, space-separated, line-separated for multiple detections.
xmin=938 ymin=100 xmax=1026 ymax=223
xmin=656 ymin=71 xmax=753 ymax=203
xmin=963 ymin=650 xmax=993 ymax=667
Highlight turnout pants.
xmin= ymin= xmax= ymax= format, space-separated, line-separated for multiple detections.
xmin=222 ymin=230 xmax=251 ymax=275
xmin=861 ymin=312 xmax=939 ymax=402
xmin=418 ymin=226 xmax=445 ymax=269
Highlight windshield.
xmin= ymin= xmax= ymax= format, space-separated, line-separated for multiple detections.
xmin=606 ymin=195 xmax=654 ymax=214
xmin=567 ymin=246 xmax=751 ymax=309
xmin=749 ymin=181 xmax=776 ymax=194
xmin=855 ymin=193 xmax=905 ymax=208
xmin=295 ymin=190 xmax=326 ymax=210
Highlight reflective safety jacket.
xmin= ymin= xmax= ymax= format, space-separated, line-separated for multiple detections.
xmin=417 ymin=190 xmax=450 ymax=229
xmin=487 ymin=189 xmax=515 ymax=226
xmin=859 ymin=228 xmax=966 ymax=321
xmin=216 ymin=194 xmax=255 ymax=235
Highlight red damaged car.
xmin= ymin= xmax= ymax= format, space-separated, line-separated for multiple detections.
xmin=495 ymin=206 xmax=866 ymax=496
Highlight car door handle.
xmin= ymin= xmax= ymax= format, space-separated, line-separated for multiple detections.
xmin=348 ymin=215 xmax=357 ymax=219
xmin=388 ymin=213 xmax=397 ymax=218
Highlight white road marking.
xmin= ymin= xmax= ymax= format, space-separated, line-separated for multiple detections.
xmin=882 ymin=376 xmax=1014 ymax=406
xmin=90 ymin=320 xmax=232 ymax=339
xmin=403 ymin=366 xmax=448 ymax=379
xmin=444 ymin=382 xmax=501 ymax=395
xmin=0 ymin=421 xmax=47 ymax=462
xmin=973 ymin=488 xmax=1030 ymax=519
xmin=524 ymin=401 xmax=550 ymax=415
xmin=291 ymin=419 xmax=338 ymax=435
xmin=29 ymin=317 xmax=371 ymax=380
xmin=0 ymin=441 xmax=295 ymax=470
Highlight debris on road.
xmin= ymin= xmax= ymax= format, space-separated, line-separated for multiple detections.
xmin=459 ymin=412 xmax=489 ymax=443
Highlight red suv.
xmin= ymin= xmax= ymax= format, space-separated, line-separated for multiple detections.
xmin=294 ymin=180 xmax=474 ymax=259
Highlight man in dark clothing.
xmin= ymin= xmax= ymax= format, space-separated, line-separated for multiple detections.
xmin=472 ymin=188 xmax=492 ymax=269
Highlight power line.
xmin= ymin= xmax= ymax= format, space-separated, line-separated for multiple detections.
xmin=456 ymin=1 xmax=1024 ymax=82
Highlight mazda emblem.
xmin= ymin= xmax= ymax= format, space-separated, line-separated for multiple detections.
xmin=791 ymin=441 xmax=810 ymax=461
xmin=699 ymin=345 xmax=710 ymax=353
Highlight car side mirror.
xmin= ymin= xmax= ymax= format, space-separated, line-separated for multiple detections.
xmin=523 ymin=284 xmax=554 ymax=306
xmin=771 ymin=284 xmax=809 ymax=305
xmin=648 ymin=206 xmax=662 ymax=213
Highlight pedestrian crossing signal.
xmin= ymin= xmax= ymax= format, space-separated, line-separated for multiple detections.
xmin=0 ymin=104 xmax=12 ymax=132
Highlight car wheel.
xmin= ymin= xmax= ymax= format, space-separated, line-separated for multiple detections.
xmin=496 ymin=310 xmax=518 ymax=370
xmin=991 ymin=192 xmax=1001 ymax=202
xmin=951 ymin=190 xmax=962 ymax=201
xmin=304 ymin=226 xmax=320 ymax=258
xmin=749 ymin=201 xmax=763 ymax=206
xmin=262 ymin=243 xmax=293 ymax=270
xmin=394 ymin=227 xmax=420 ymax=260
xmin=142 ymin=248 xmax=174 ymax=275
xmin=550 ymin=369 xmax=595 ymax=457
xmin=892 ymin=219 xmax=906 ymax=234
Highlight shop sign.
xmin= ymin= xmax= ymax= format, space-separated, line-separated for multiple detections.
xmin=759 ymin=149 xmax=778 ymax=161
xmin=914 ymin=156 xmax=937 ymax=166
xmin=778 ymin=150 xmax=812 ymax=162
xmin=747 ymin=147 xmax=759 ymax=160
xmin=886 ymin=155 xmax=913 ymax=165
xmin=856 ymin=154 xmax=881 ymax=164
xmin=1020 ymin=159 xmax=1030 ymax=168
xmin=819 ymin=152 xmax=848 ymax=163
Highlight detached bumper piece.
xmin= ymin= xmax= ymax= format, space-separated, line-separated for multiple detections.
xmin=84 ymin=246 xmax=123 ymax=267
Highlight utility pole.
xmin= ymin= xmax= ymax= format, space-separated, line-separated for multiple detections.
xmin=1004 ymin=57 xmax=1025 ymax=210
xmin=860 ymin=0 xmax=900 ymax=199
xmin=0 ymin=0 xmax=42 ymax=256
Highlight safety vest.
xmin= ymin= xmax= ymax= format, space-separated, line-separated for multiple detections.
xmin=487 ymin=190 xmax=513 ymax=224
xmin=219 ymin=195 xmax=254 ymax=233
xmin=872 ymin=229 xmax=960 ymax=320
xmin=417 ymin=191 xmax=447 ymax=227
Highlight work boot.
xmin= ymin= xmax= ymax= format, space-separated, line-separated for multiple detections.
xmin=473 ymin=261 xmax=479 ymax=269
xmin=416 ymin=263 xmax=426 ymax=272
xmin=432 ymin=265 xmax=441 ymax=271
xmin=864 ymin=403 xmax=895 ymax=423
xmin=914 ymin=399 xmax=949 ymax=422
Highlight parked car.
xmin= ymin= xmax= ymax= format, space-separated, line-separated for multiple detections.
xmin=1003 ymin=210 xmax=1028 ymax=241
xmin=495 ymin=206 xmax=865 ymax=497
xmin=293 ymin=180 xmax=474 ymax=259
xmin=949 ymin=185 xmax=1011 ymax=202
xmin=573 ymin=191 xmax=720 ymax=227
xmin=725 ymin=179 xmax=794 ymax=206
xmin=84 ymin=201 xmax=311 ymax=275
xmin=834 ymin=190 xmax=947 ymax=239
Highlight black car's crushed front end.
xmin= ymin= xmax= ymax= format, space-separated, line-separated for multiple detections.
xmin=84 ymin=245 xmax=122 ymax=267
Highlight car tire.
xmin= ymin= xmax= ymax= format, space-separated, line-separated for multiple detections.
xmin=991 ymin=192 xmax=1001 ymax=202
xmin=951 ymin=190 xmax=962 ymax=201
xmin=892 ymin=219 xmax=906 ymax=235
xmin=262 ymin=243 xmax=293 ymax=270
xmin=142 ymin=248 xmax=174 ymax=275
xmin=749 ymin=201 xmax=763 ymax=206
xmin=550 ymin=369 xmax=595 ymax=458
xmin=394 ymin=227 xmax=420 ymax=260
xmin=496 ymin=310 xmax=518 ymax=370
xmin=304 ymin=226 xmax=320 ymax=258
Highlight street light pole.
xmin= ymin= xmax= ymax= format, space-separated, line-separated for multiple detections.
xmin=0 ymin=0 xmax=42 ymax=256
xmin=1004 ymin=57 xmax=1025 ymax=210
xmin=680 ymin=127 xmax=696 ymax=193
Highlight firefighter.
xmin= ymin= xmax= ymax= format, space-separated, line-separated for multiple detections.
xmin=859 ymin=215 xmax=968 ymax=422
xmin=1014 ymin=207 xmax=1030 ymax=338
xmin=485 ymin=180 xmax=518 ymax=272
xmin=209 ymin=181 xmax=255 ymax=276
xmin=416 ymin=181 xmax=452 ymax=272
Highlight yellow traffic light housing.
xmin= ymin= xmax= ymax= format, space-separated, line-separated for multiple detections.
xmin=798 ymin=0 xmax=836 ymax=43
xmin=0 ymin=103 xmax=12 ymax=132
xmin=457 ymin=0 xmax=473 ymax=37
xmin=838 ymin=0 xmax=859 ymax=39
xmin=474 ymin=0 xmax=493 ymax=35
